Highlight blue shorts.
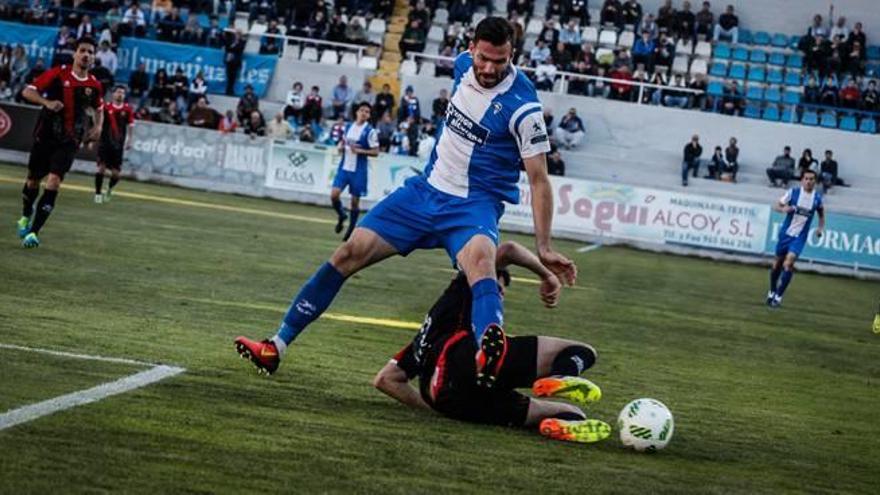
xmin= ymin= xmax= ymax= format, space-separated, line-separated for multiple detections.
xmin=360 ymin=176 xmax=504 ymax=261
xmin=332 ymin=165 xmax=368 ymax=197
xmin=775 ymin=234 xmax=807 ymax=258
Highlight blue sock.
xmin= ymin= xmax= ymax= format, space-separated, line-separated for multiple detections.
xmin=275 ymin=262 xmax=346 ymax=346
xmin=471 ymin=277 xmax=503 ymax=343
xmin=769 ymin=267 xmax=782 ymax=292
xmin=776 ymin=269 xmax=794 ymax=297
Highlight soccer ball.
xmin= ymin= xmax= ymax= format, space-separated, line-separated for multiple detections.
xmin=617 ymin=398 xmax=674 ymax=452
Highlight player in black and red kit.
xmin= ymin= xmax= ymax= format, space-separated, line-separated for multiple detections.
xmin=371 ymin=241 xmax=612 ymax=444
xmin=94 ymin=85 xmax=134 ymax=203
xmin=17 ymin=37 xmax=103 ymax=248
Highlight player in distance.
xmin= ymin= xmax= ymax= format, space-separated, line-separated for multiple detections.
xmin=372 ymin=240 xmax=610 ymax=443
xmin=235 ymin=17 xmax=575 ymax=388
xmin=330 ymin=101 xmax=379 ymax=241
xmin=767 ymin=169 xmax=826 ymax=308
xmin=93 ymin=85 xmax=134 ymax=204
xmin=17 ymin=37 xmax=104 ymax=248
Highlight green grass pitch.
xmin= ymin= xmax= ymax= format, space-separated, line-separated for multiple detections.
xmin=0 ymin=163 xmax=878 ymax=494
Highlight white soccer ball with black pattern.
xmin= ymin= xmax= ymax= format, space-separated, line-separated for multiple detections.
xmin=617 ymin=398 xmax=674 ymax=452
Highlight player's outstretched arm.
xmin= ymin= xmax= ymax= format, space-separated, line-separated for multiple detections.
xmin=373 ymin=361 xmax=430 ymax=411
xmin=523 ymin=154 xmax=577 ymax=286
xmin=497 ymin=241 xmax=561 ymax=307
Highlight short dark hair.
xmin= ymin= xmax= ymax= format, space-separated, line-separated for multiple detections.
xmin=473 ymin=17 xmax=514 ymax=46
xmin=76 ymin=37 xmax=96 ymax=49
xmin=802 ymin=169 xmax=818 ymax=179
xmin=354 ymin=101 xmax=372 ymax=112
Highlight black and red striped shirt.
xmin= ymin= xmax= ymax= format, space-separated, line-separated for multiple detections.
xmin=29 ymin=65 xmax=103 ymax=145
xmin=100 ymin=102 xmax=135 ymax=148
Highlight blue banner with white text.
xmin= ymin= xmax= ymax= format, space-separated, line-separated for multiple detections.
xmin=0 ymin=20 xmax=59 ymax=64
xmin=116 ymin=38 xmax=276 ymax=97
xmin=765 ymin=211 xmax=880 ymax=270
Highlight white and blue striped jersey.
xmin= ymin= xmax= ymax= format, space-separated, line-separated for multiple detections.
xmin=778 ymin=187 xmax=823 ymax=239
xmin=424 ymin=52 xmax=551 ymax=204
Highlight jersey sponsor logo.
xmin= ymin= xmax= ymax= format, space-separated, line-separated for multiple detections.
xmin=445 ymin=103 xmax=489 ymax=145
xmin=0 ymin=108 xmax=10 ymax=139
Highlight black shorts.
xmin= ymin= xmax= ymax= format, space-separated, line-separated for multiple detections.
xmin=428 ymin=335 xmax=539 ymax=427
xmin=98 ymin=144 xmax=124 ymax=169
xmin=27 ymin=141 xmax=78 ymax=180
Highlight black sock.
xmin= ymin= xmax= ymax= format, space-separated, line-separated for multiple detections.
xmin=30 ymin=189 xmax=58 ymax=234
xmin=343 ymin=208 xmax=359 ymax=241
xmin=550 ymin=345 xmax=596 ymax=376
xmin=21 ymin=184 xmax=39 ymax=218
xmin=552 ymin=411 xmax=587 ymax=421
xmin=109 ymin=175 xmax=119 ymax=189
xmin=331 ymin=198 xmax=345 ymax=219
xmin=95 ymin=173 xmax=104 ymax=194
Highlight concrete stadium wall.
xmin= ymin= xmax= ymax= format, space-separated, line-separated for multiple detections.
xmin=635 ymin=0 xmax=879 ymax=40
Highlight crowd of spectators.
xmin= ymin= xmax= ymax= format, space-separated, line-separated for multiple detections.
xmin=679 ymin=133 xmax=739 ymax=186
xmin=766 ymin=145 xmax=847 ymax=192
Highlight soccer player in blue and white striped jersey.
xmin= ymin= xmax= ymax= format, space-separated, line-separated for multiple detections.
xmin=236 ymin=18 xmax=576 ymax=387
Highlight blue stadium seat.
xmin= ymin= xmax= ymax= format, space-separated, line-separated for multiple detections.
xmin=859 ymin=118 xmax=877 ymax=133
xmin=771 ymin=33 xmax=789 ymax=48
xmin=839 ymin=115 xmax=858 ymax=131
xmin=787 ymin=54 xmax=804 ymax=69
xmin=749 ymin=50 xmax=768 ymax=63
xmin=767 ymin=68 xmax=783 ymax=84
xmin=714 ymin=43 xmax=731 ymax=59
xmin=782 ymin=90 xmax=801 ymax=104
xmin=709 ymin=61 xmax=728 ymax=77
xmin=707 ymin=81 xmax=724 ymax=96
xmin=762 ymin=106 xmax=780 ymax=121
xmin=867 ymin=45 xmax=880 ymax=60
xmin=765 ymin=87 xmax=782 ymax=103
xmin=784 ymin=71 xmax=801 ymax=86
xmin=729 ymin=63 xmax=746 ymax=79
xmin=801 ymin=111 xmax=819 ymax=126
xmin=732 ymin=47 xmax=749 ymax=61
xmin=753 ymin=31 xmax=771 ymax=46
xmin=748 ymin=66 xmax=766 ymax=82
xmin=745 ymin=103 xmax=762 ymax=119
xmin=746 ymin=85 xmax=764 ymax=101
xmin=789 ymin=35 xmax=802 ymax=50
xmin=867 ymin=63 xmax=880 ymax=78
xmin=768 ymin=52 xmax=786 ymax=66
xmin=781 ymin=107 xmax=794 ymax=123
xmin=820 ymin=113 xmax=838 ymax=128
xmin=739 ymin=29 xmax=753 ymax=44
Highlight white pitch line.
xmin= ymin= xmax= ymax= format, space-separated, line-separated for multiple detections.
xmin=0 ymin=343 xmax=155 ymax=367
xmin=0 ymin=365 xmax=185 ymax=431
xmin=577 ymin=244 xmax=603 ymax=253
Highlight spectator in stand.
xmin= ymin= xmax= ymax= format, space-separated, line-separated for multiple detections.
xmin=409 ymin=1 xmax=431 ymax=26
xmin=803 ymin=75 xmax=820 ymax=104
xmin=91 ymin=59 xmax=114 ymax=93
xmin=632 ymin=65 xmax=650 ymax=96
xmin=181 ymin=16 xmax=203 ymax=45
xmin=631 ymin=31 xmax=655 ymax=71
xmin=158 ymin=7 xmax=184 ymax=42
xmin=846 ymin=41 xmax=865 ymax=76
xmin=663 ymin=73 xmax=689 ymax=108
xmin=436 ymin=46 xmax=455 ymax=77
xmin=560 ymin=19 xmax=582 ymax=56
xmin=260 ymin=19 xmax=283 ymax=55
xmin=547 ymin=146 xmax=565 ymax=176
xmin=449 ymin=0 xmax=475 ymax=24
xmin=569 ymin=0 xmax=591 ymax=25
xmin=149 ymin=69 xmax=173 ymax=106
xmin=589 ymin=66 xmax=611 ymax=98
xmin=552 ymin=41 xmax=574 ymax=71
xmin=23 ymin=58 xmax=46 ymax=88
xmin=862 ymin=80 xmax=879 ymax=110
xmin=204 ymin=18 xmax=225 ymax=48
xmin=94 ymin=41 xmax=117 ymax=78
xmin=354 ymin=81 xmax=376 ymax=110
xmin=399 ymin=20 xmax=426 ymax=59
xmin=804 ymin=32 xmax=831 ymax=76
xmin=681 ymin=134 xmax=702 ymax=186
xmin=653 ymin=32 xmax=674 ymax=69
xmin=376 ymin=111 xmax=396 ymax=151
xmin=431 ymin=88 xmax=449 ymax=127
xmin=530 ymin=39 xmax=551 ymax=66
xmin=331 ymin=75 xmax=353 ymax=120
xmin=543 ymin=107 xmax=555 ymax=130
xmin=302 ymin=85 xmax=324 ymax=128
xmin=839 ymin=78 xmax=861 ymax=109
xmin=187 ymin=96 xmax=220 ymax=129
xmin=827 ymin=37 xmax=846 ymax=74
xmin=622 ymin=0 xmax=643 ymax=26
xmin=830 ymin=16 xmax=849 ymax=41
xmin=819 ymin=74 xmax=839 ymax=106
xmin=674 ymin=1 xmax=696 ymax=42
xmin=706 ymin=146 xmax=726 ymax=179
xmin=237 ymin=84 xmax=260 ymax=125
xmin=554 ymin=107 xmax=586 ymax=149
xmin=609 ymin=64 xmax=634 ymax=101
xmin=806 ymin=14 xmax=827 ymax=38
xmin=689 ymin=73 xmax=708 ymax=110
xmin=245 ymin=110 xmax=267 ymax=138
xmin=267 ymin=112 xmax=294 ymax=141
xmin=798 ymin=148 xmax=818 ymax=175
xmin=157 ymin=100 xmax=183 ymax=125
xmin=721 ymin=80 xmax=743 ymax=115
xmin=151 ymin=0 xmax=173 ymax=23
xmin=725 ymin=137 xmax=739 ymax=181
xmin=224 ymin=29 xmax=246 ymax=96
xmin=538 ymin=20 xmax=559 ymax=47
xmin=638 ymin=13 xmax=658 ymax=40
xmin=695 ymin=1 xmax=713 ymax=40
xmin=9 ymin=45 xmax=29 ymax=93
xmin=346 ymin=18 xmax=370 ymax=45
xmin=284 ymin=81 xmax=306 ymax=124
xmin=546 ymin=0 xmax=565 ymax=20
xmin=77 ymin=15 xmax=95 ymax=40
xmin=188 ymin=71 xmax=208 ymax=108
xmin=847 ymin=22 xmax=867 ymax=61
xmin=766 ymin=146 xmax=795 ymax=187
xmin=129 ymin=63 xmax=150 ymax=106
xmin=534 ymin=56 xmax=558 ymax=91
xmin=648 ymin=70 xmax=667 ymax=104
xmin=820 ymin=150 xmax=846 ymax=192
xmin=52 ymin=38 xmax=75 ymax=67
xmin=326 ymin=117 xmax=346 ymax=145
xmin=171 ymin=67 xmax=189 ymax=113
xmin=397 ymin=85 xmax=421 ymax=123
xmin=218 ymin=110 xmax=238 ymax=133
xmin=135 ymin=105 xmax=154 ymax=122
xmin=600 ymin=0 xmax=623 ymax=29
xmin=122 ymin=1 xmax=147 ymax=37
xmin=326 ymin=13 xmax=347 ymax=43
xmin=713 ymin=4 xmax=738 ymax=44
xmin=299 ymin=125 xmax=317 ymax=143
xmin=374 ymin=83 xmax=395 ymax=122
xmin=656 ymin=0 xmax=676 ymax=34
xmin=0 ymin=80 xmax=12 ymax=101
